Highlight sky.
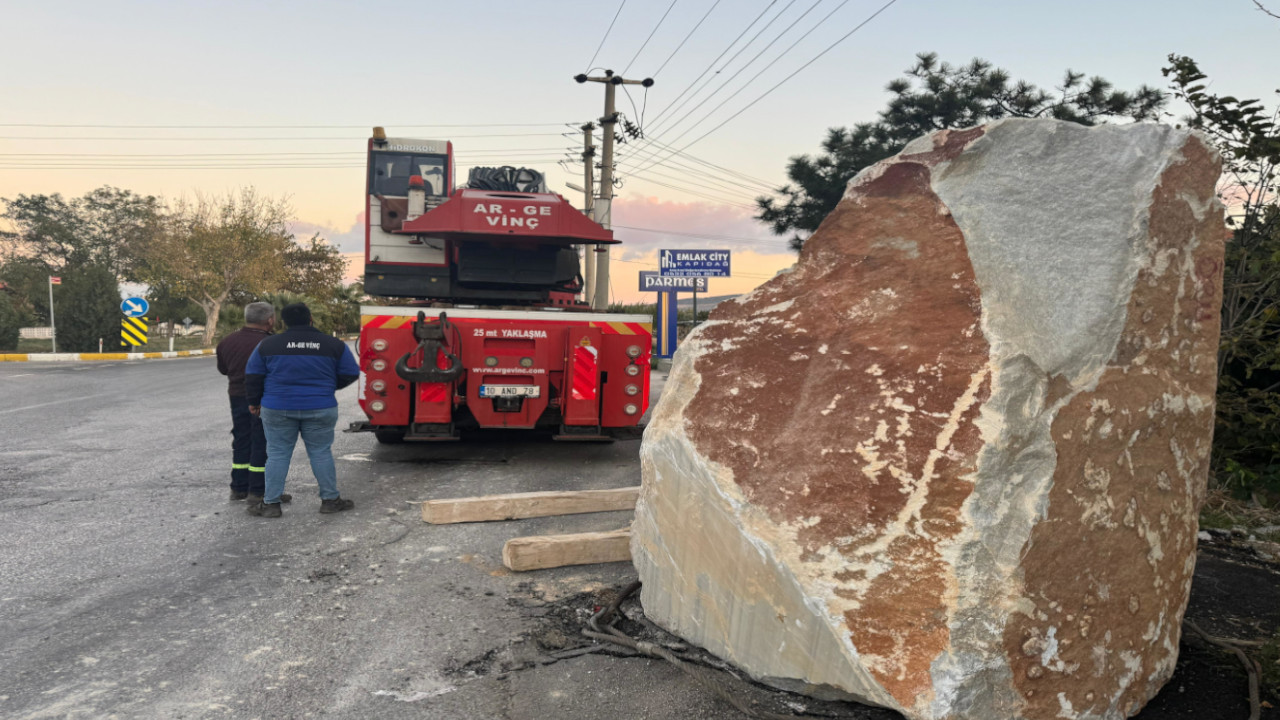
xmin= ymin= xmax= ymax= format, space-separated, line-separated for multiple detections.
xmin=2 ymin=0 xmax=1277 ymax=303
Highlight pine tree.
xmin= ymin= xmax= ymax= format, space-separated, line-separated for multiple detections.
xmin=757 ymin=53 xmax=1167 ymax=250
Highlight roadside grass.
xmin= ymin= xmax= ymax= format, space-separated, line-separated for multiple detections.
xmin=1200 ymin=488 xmax=1280 ymax=538
xmin=15 ymin=335 xmax=210 ymax=353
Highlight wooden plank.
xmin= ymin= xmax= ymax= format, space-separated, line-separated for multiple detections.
xmin=502 ymin=528 xmax=632 ymax=572
xmin=420 ymin=486 xmax=639 ymax=524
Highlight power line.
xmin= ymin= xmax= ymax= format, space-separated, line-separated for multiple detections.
xmin=652 ymin=0 xmax=723 ymax=77
xmin=628 ymin=165 xmax=759 ymax=205
xmin=0 ymin=148 xmax=572 ymax=158
xmin=0 ymin=133 xmax=568 ymax=141
xmin=622 ymin=0 xmax=680 ymax=75
xmin=587 ymin=0 xmax=628 ymax=70
xmin=622 ymin=137 xmax=776 ymax=193
xmin=613 ymin=223 xmax=790 ymax=248
xmin=630 ymin=0 xmax=900 ymax=180
xmin=628 ymin=0 xmax=833 ymax=170
xmin=644 ymin=0 xmax=794 ymax=131
xmin=0 ymin=122 xmax=568 ymax=129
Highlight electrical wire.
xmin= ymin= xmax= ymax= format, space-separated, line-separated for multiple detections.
xmin=0 ymin=123 xmax=570 ymax=129
xmin=627 ymin=0 xmax=836 ymax=171
xmin=587 ymin=0 xmax=628 ymax=71
xmin=622 ymin=0 xmax=680 ymax=75
xmin=652 ymin=0 xmax=723 ymax=77
xmin=613 ymin=223 xmax=791 ymax=249
xmin=0 ymin=133 xmax=568 ymax=141
xmin=627 ymin=0 xmax=901 ymax=177
xmin=644 ymin=0 xmax=794 ymax=131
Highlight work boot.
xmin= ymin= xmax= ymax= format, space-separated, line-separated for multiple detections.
xmin=246 ymin=501 xmax=282 ymax=518
xmin=229 ymin=490 xmax=248 ymax=501
xmin=319 ymin=497 xmax=354 ymax=514
xmin=247 ymin=493 xmax=292 ymax=503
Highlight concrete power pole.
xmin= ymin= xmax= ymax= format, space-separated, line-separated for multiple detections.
xmin=581 ymin=122 xmax=597 ymax=304
xmin=575 ymin=70 xmax=653 ymax=310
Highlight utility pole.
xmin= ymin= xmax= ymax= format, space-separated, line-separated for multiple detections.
xmin=575 ymin=70 xmax=653 ymax=310
xmin=581 ymin=122 xmax=597 ymax=305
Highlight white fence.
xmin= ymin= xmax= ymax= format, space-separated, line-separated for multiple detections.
xmin=20 ymin=324 xmax=205 ymax=339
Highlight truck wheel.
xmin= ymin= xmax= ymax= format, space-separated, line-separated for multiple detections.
xmin=375 ymin=429 xmax=406 ymax=444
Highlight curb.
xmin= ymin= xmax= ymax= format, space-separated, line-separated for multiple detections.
xmin=0 ymin=349 xmax=215 ymax=363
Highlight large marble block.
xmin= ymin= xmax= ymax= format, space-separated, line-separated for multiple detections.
xmin=632 ymin=119 xmax=1224 ymax=720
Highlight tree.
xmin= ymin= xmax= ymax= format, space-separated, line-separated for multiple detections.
xmin=0 ymin=186 xmax=162 ymax=279
xmin=0 ymin=257 xmax=56 ymax=324
xmin=139 ymin=190 xmax=294 ymax=346
xmin=1164 ymin=54 xmax=1280 ymax=503
xmin=758 ymin=53 xmax=1167 ymax=249
xmin=54 ymin=264 xmax=121 ymax=353
xmin=282 ymin=234 xmax=348 ymax=299
xmin=0 ymin=287 xmax=21 ymax=351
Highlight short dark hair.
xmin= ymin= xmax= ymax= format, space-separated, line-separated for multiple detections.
xmin=281 ymin=303 xmax=312 ymax=327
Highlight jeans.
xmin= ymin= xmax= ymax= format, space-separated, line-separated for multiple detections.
xmin=229 ymin=396 xmax=267 ymax=495
xmin=260 ymin=406 xmax=340 ymax=504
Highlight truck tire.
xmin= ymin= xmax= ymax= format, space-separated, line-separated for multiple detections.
xmin=375 ymin=429 xmax=406 ymax=444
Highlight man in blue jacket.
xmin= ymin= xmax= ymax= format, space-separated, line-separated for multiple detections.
xmin=244 ymin=302 xmax=361 ymax=518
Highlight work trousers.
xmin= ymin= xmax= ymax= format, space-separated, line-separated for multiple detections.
xmin=260 ymin=406 xmax=340 ymax=504
xmin=229 ymin=395 xmax=267 ymax=495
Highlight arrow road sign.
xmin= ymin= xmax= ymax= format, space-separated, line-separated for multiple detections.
xmin=121 ymin=297 xmax=149 ymax=317
xmin=658 ymin=249 xmax=730 ymax=277
xmin=639 ymin=271 xmax=708 ymax=292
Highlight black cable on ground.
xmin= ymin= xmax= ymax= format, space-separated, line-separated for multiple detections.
xmin=583 ymin=580 xmax=816 ymax=720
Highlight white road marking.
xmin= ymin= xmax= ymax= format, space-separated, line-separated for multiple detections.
xmin=0 ymin=393 xmax=112 ymax=415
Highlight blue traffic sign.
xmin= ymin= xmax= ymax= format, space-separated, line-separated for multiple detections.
xmin=659 ymin=249 xmax=730 ymax=277
xmin=121 ymin=296 xmax=149 ymax=317
xmin=639 ymin=271 xmax=708 ymax=292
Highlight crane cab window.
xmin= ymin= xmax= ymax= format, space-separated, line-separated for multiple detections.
xmin=371 ymin=153 xmax=447 ymax=197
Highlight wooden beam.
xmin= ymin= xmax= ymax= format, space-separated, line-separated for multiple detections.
xmin=502 ymin=528 xmax=632 ymax=572
xmin=420 ymin=486 xmax=639 ymax=525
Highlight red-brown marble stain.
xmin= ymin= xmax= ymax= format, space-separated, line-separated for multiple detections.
xmin=1003 ymin=138 xmax=1223 ymax=718
xmin=681 ymin=129 xmax=991 ymax=704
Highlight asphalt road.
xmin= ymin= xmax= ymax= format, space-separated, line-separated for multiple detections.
xmin=1 ymin=355 xmax=837 ymax=720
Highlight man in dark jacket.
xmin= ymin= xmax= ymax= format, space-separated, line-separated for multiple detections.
xmin=244 ymin=302 xmax=360 ymax=518
xmin=216 ymin=301 xmax=290 ymax=504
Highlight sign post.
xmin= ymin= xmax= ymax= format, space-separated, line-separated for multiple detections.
xmin=658 ymin=249 xmax=731 ymax=329
xmin=121 ymin=297 xmax=150 ymax=352
xmin=638 ymin=273 xmax=705 ymax=359
xmin=47 ymin=276 xmax=60 ymax=353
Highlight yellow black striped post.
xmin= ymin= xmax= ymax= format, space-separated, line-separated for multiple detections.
xmin=121 ymin=316 xmax=148 ymax=347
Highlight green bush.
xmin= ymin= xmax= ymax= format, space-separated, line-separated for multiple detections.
xmin=0 ymin=295 xmax=20 ymax=350
xmin=54 ymin=264 xmax=121 ymax=352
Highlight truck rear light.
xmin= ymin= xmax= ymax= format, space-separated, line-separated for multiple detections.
xmin=623 ymin=403 xmax=639 ymax=415
xmin=370 ymin=400 xmax=387 ymax=412
xmin=519 ymin=357 xmax=534 ymax=368
xmin=371 ymin=338 xmax=389 ymax=351
xmin=371 ymin=380 xmax=387 ymax=392
xmin=484 ymin=356 xmax=499 ymax=367
xmin=625 ymin=364 xmax=641 ymax=376
xmin=626 ymin=344 xmax=642 ymax=358
xmin=624 ymin=384 xmax=639 ymax=396
xmin=371 ymin=359 xmax=388 ymax=372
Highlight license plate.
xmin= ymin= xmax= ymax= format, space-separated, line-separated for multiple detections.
xmin=480 ymin=385 xmax=540 ymax=398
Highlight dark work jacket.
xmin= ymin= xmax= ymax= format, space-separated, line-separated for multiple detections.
xmin=216 ymin=327 xmax=272 ymax=397
xmin=245 ymin=326 xmax=360 ymax=410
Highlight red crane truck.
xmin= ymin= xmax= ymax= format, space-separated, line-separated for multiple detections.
xmin=351 ymin=128 xmax=652 ymax=443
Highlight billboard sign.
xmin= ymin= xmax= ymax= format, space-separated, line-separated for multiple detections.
xmin=658 ymin=249 xmax=730 ymax=277
xmin=639 ymin=271 xmax=708 ymax=292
